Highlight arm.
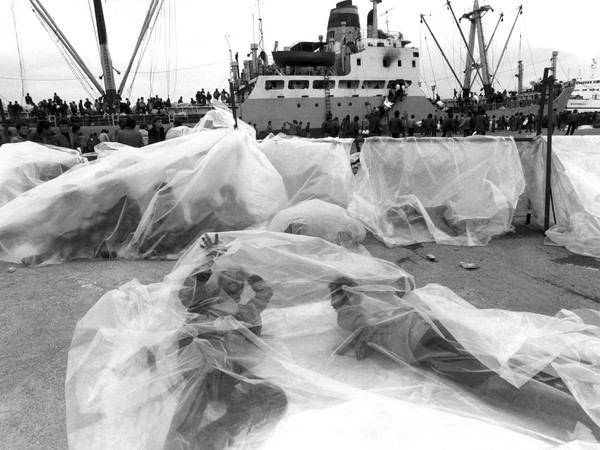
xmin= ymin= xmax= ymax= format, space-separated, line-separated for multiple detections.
xmin=233 ymin=272 xmax=273 ymax=328
xmin=179 ymin=234 xmax=227 ymax=310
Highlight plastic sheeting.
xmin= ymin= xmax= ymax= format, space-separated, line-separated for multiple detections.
xmin=268 ymin=199 xmax=366 ymax=250
xmin=166 ymin=126 xmax=194 ymax=140
xmin=349 ymin=137 xmax=526 ymax=247
xmin=520 ymin=136 xmax=600 ymax=258
xmin=67 ymin=231 xmax=600 ymax=449
xmin=0 ymin=142 xmax=84 ymax=207
xmin=0 ymin=104 xmax=285 ymax=265
xmin=124 ymin=132 xmax=287 ymax=258
xmin=259 ymin=135 xmax=354 ymax=207
xmin=66 ymin=231 xmax=414 ymax=449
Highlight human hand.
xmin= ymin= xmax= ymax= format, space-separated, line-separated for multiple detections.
xmin=354 ymin=326 xmax=374 ymax=360
xmin=199 ymin=233 xmax=227 ymax=258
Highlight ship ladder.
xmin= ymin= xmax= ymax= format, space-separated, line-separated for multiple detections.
xmin=324 ymin=73 xmax=331 ymax=117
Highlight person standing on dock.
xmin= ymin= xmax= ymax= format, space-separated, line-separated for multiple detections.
xmin=407 ymin=115 xmax=416 ymax=137
xmin=442 ymin=112 xmax=455 ymax=137
xmin=471 ymin=109 xmax=489 ymax=136
xmin=388 ymin=111 xmax=402 ymax=138
xmin=565 ymin=109 xmax=579 ymax=135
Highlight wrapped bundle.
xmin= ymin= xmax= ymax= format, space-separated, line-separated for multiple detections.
xmin=520 ymin=136 xmax=600 ymax=258
xmin=349 ymin=137 xmax=525 ymax=246
xmin=0 ymin=142 xmax=84 ymax=207
xmin=259 ymin=135 xmax=353 ymax=207
xmin=0 ymin=128 xmax=231 ymax=265
xmin=268 ymin=199 xmax=366 ymax=250
xmin=0 ymin=103 xmax=285 ymax=265
xmin=124 ymin=131 xmax=287 ymax=258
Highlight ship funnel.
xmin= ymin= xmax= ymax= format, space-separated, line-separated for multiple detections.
xmin=367 ymin=0 xmax=382 ymax=38
xmin=327 ymin=1 xmax=361 ymax=43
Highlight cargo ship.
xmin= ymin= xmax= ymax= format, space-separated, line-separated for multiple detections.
xmin=232 ymin=0 xmax=441 ymax=133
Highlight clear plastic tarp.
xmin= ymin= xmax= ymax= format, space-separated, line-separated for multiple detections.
xmin=349 ymin=137 xmax=526 ymax=247
xmin=0 ymin=104 xmax=284 ymax=265
xmin=66 ymin=231 xmax=600 ymax=449
xmin=0 ymin=142 xmax=84 ymax=207
xmin=268 ymin=199 xmax=366 ymax=251
xmin=259 ymin=135 xmax=354 ymax=207
xmin=123 ymin=132 xmax=286 ymax=258
xmin=520 ymin=136 xmax=600 ymax=258
xmin=0 ymin=103 xmax=369 ymax=265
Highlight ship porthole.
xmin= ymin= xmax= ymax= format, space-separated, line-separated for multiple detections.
xmin=297 ymin=104 xmax=301 ymax=108
xmin=315 ymin=103 xmax=319 ymax=107
xmin=338 ymin=103 xmax=341 ymax=107
xmin=349 ymin=103 xmax=352 ymax=106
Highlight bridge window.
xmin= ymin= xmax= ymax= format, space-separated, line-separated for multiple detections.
xmin=362 ymin=80 xmax=385 ymax=89
xmin=412 ymin=61 xmax=416 ymax=68
xmin=288 ymin=80 xmax=309 ymax=89
xmin=357 ymin=58 xmax=361 ymax=66
xmin=398 ymin=60 xmax=402 ymax=67
xmin=383 ymin=58 xmax=389 ymax=67
xmin=342 ymin=80 xmax=360 ymax=89
xmin=313 ymin=80 xmax=335 ymax=89
xmin=265 ymin=80 xmax=284 ymax=90
xmin=413 ymin=52 xmax=419 ymax=57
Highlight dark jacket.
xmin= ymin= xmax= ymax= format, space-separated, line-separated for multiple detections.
xmin=148 ymin=125 xmax=166 ymax=145
xmin=116 ymin=128 xmax=144 ymax=148
xmin=54 ymin=131 xmax=80 ymax=150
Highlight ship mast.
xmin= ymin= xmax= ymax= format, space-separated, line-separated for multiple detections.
xmin=92 ymin=0 xmax=117 ymax=105
xmin=461 ymin=0 xmax=493 ymax=98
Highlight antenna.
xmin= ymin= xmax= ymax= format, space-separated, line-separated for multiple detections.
xmin=380 ymin=7 xmax=393 ymax=34
xmin=592 ymin=58 xmax=597 ymax=79
xmin=225 ymin=34 xmax=233 ymax=65
xmin=257 ymin=0 xmax=265 ymax=53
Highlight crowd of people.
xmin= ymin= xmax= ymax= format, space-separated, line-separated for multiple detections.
xmin=0 ymin=115 xmax=180 ymax=151
xmin=3 ymin=87 xmax=229 ymax=122
xmin=304 ymin=107 xmax=586 ymax=141
xmin=445 ymin=82 xmax=567 ymax=113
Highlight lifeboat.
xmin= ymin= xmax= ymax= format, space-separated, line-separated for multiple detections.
xmin=272 ymin=51 xmax=335 ymax=67
xmin=272 ymin=41 xmax=335 ymax=67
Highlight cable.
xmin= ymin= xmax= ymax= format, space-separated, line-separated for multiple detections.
xmin=12 ymin=2 xmax=27 ymax=100
xmin=171 ymin=0 xmax=178 ymax=100
xmin=28 ymin=3 xmax=97 ymax=98
xmin=0 ymin=0 xmax=19 ymax=35
xmin=127 ymin=0 xmax=164 ymax=96
xmin=87 ymin=0 xmax=101 ymax=62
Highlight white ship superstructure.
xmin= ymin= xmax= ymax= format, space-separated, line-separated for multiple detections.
xmin=234 ymin=0 xmax=439 ymax=133
xmin=567 ymin=78 xmax=600 ymax=112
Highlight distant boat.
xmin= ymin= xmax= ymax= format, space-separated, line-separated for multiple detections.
xmin=566 ymin=76 xmax=600 ymax=112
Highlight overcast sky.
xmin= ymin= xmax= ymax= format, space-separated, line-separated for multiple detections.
xmin=1 ymin=0 xmax=598 ymax=105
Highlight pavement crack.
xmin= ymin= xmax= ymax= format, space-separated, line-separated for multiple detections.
xmin=531 ymin=275 xmax=600 ymax=305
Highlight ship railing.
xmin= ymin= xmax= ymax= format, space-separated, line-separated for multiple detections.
xmin=443 ymin=96 xmax=542 ymax=114
xmin=1 ymin=109 xmax=217 ymax=128
xmin=356 ymin=30 xmax=405 ymax=51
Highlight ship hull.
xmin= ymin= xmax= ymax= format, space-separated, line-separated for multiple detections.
xmin=238 ymin=93 xmax=439 ymax=135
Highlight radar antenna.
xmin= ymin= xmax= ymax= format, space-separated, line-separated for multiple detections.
xmin=380 ymin=8 xmax=393 ymax=34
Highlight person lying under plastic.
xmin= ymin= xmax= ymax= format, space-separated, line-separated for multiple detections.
xmin=328 ymin=276 xmax=600 ymax=439
xmin=165 ymin=234 xmax=287 ymax=449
